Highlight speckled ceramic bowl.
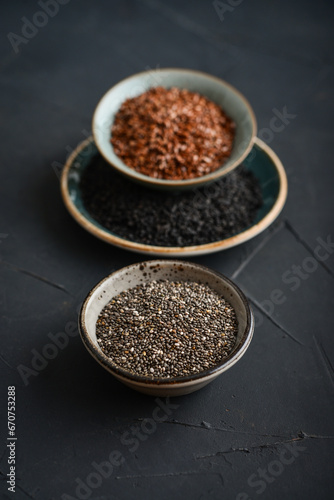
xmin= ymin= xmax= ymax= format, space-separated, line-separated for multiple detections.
xmin=92 ymin=68 xmax=257 ymax=190
xmin=79 ymin=260 xmax=254 ymax=396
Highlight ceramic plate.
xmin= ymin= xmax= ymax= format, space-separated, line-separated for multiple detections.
xmin=61 ymin=136 xmax=287 ymax=256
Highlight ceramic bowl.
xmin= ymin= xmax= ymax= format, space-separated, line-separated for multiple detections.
xmin=61 ymin=136 xmax=287 ymax=256
xmin=79 ymin=260 xmax=254 ymax=396
xmin=92 ymin=68 xmax=257 ymax=190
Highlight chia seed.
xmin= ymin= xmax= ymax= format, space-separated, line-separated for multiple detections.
xmin=95 ymin=280 xmax=238 ymax=378
xmin=80 ymin=155 xmax=262 ymax=247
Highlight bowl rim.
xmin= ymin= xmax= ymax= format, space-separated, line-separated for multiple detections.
xmin=60 ymin=135 xmax=288 ymax=257
xmin=79 ymin=259 xmax=254 ymax=386
xmin=92 ymin=67 xmax=257 ymax=188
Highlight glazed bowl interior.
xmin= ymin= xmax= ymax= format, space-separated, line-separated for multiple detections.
xmin=92 ymin=68 xmax=257 ymax=190
xmin=79 ymin=260 xmax=253 ymax=392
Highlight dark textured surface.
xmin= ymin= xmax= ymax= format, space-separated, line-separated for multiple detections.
xmin=0 ymin=1 xmax=333 ymax=499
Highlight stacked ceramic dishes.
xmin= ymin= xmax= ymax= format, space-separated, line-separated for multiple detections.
xmin=61 ymin=69 xmax=287 ymax=256
xmin=61 ymin=69 xmax=288 ymax=395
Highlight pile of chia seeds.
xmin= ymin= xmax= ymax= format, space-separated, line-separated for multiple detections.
xmin=80 ymin=155 xmax=262 ymax=247
xmin=96 ymin=280 xmax=238 ymax=378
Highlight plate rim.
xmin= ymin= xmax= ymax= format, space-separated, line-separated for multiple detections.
xmin=60 ymin=136 xmax=288 ymax=256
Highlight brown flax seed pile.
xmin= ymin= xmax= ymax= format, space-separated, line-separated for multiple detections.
xmin=111 ymin=87 xmax=235 ymax=180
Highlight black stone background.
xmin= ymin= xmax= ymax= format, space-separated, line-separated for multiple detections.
xmin=0 ymin=1 xmax=333 ymax=499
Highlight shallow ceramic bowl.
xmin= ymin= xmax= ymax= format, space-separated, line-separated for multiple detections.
xmin=92 ymin=68 xmax=257 ymax=190
xmin=79 ymin=260 xmax=254 ymax=396
xmin=61 ymin=136 xmax=287 ymax=256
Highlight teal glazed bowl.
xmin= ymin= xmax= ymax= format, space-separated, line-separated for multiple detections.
xmin=92 ymin=68 xmax=257 ymax=190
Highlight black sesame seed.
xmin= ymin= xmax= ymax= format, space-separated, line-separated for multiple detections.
xmin=80 ymin=155 xmax=262 ymax=247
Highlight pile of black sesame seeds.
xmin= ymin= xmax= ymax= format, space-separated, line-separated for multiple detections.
xmin=80 ymin=155 xmax=263 ymax=247
xmin=96 ymin=280 xmax=238 ymax=378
